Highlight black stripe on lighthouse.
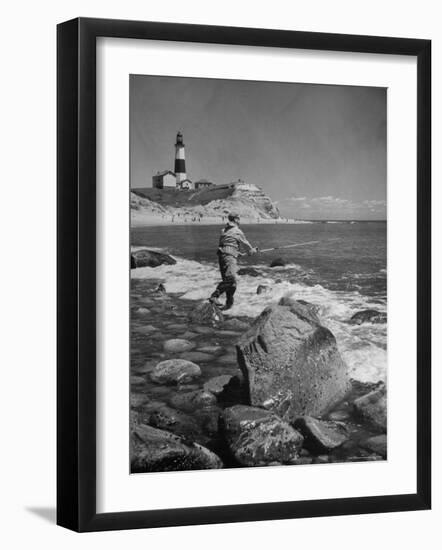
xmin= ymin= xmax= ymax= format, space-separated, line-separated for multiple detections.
xmin=174 ymin=159 xmax=186 ymax=173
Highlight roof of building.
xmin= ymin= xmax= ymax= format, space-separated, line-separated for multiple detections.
xmin=195 ymin=178 xmax=213 ymax=184
xmin=154 ymin=170 xmax=175 ymax=177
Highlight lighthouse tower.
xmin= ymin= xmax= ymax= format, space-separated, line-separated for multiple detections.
xmin=174 ymin=131 xmax=187 ymax=185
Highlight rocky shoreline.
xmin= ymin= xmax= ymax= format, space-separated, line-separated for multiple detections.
xmin=130 ymin=261 xmax=387 ymax=472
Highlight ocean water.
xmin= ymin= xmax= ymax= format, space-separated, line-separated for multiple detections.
xmin=131 ymin=222 xmax=387 ymax=383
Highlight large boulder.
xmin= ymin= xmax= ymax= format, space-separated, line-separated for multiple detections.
xmin=189 ymin=302 xmax=224 ymax=327
xmin=353 ymin=382 xmax=387 ymax=433
xmin=131 ymin=424 xmax=222 ymax=472
xmin=294 ymin=416 xmax=349 ymax=453
xmin=131 ymin=248 xmax=176 ymax=268
xmin=222 ymin=405 xmax=304 ymax=466
xmin=349 ymin=309 xmax=387 ymax=325
xmin=236 ymin=300 xmax=350 ymax=422
xmin=150 ymin=359 xmax=201 ymax=385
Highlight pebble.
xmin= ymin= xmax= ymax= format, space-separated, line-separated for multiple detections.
xmin=163 ymin=339 xmax=195 ymax=353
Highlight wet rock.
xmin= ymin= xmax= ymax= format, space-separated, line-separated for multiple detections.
xmin=179 ymin=351 xmax=213 ymax=363
xmin=131 ymin=249 xmax=177 ymax=268
xmin=198 ymin=345 xmax=223 ymax=354
xmin=204 ymin=374 xmax=236 ymax=396
xmin=237 ymin=299 xmax=351 ymax=422
xmin=166 ymin=323 xmax=188 ymax=331
xmin=222 ymin=405 xmax=304 ymax=466
xmin=238 ymin=267 xmax=261 ymax=277
xmin=294 ymin=416 xmax=349 ymax=452
xmin=163 ymin=338 xmax=195 ymax=353
xmin=270 ymin=257 xmax=286 ymax=267
xmin=217 ymin=353 xmax=238 ymax=365
xmin=131 ymin=424 xmax=222 ymax=472
xmin=142 ymin=404 xmax=204 ymax=442
xmin=130 ymin=393 xmax=149 ymax=408
xmin=360 ymin=434 xmax=387 ymax=458
xmin=130 ymin=375 xmax=146 ymax=386
xmin=133 ymin=325 xmax=158 ymax=334
xmin=256 ymin=285 xmax=270 ymax=295
xmin=328 ymin=409 xmax=350 ymax=421
xmin=150 ymin=359 xmax=201 ymax=385
xmin=182 ymin=331 xmax=199 ymax=340
xmin=135 ymin=307 xmax=150 ymax=315
xmin=189 ymin=302 xmax=224 ymax=327
xmin=169 ymin=390 xmax=217 ymax=412
xmin=353 ymin=382 xmax=387 ymax=433
xmin=194 ymin=326 xmax=215 ymax=335
xmin=349 ymin=309 xmax=387 ymax=325
xmin=223 ymin=318 xmax=250 ymax=331
xmin=278 ymin=295 xmax=320 ymax=322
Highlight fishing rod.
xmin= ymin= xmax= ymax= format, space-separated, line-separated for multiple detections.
xmin=258 ymin=240 xmax=319 ymax=253
xmin=257 ymin=238 xmax=340 ymax=253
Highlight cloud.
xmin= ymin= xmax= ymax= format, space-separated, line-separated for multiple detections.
xmin=279 ymin=195 xmax=386 ymax=220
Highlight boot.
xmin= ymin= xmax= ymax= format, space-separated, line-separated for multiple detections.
xmin=209 ymin=293 xmax=223 ymax=307
xmin=222 ymin=287 xmax=236 ymax=311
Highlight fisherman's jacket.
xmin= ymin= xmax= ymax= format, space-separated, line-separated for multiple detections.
xmin=217 ymin=223 xmax=253 ymax=258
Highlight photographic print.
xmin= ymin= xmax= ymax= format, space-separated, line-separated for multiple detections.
xmin=129 ymin=75 xmax=387 ymax=473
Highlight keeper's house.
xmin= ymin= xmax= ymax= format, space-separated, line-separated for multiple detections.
xmin=194 ymin=179 xmax=214 ymax=190
xmin=178 ymin=178 xmax=194 ymax=190
xmin=152 ymin=170 xmax=177 ymax=189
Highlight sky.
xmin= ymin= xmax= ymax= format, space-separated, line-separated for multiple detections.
xmin=130 ymin=75 xmax=386 ymax=220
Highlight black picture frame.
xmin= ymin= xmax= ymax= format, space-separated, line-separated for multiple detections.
xmin=57 ymin=17 xmax=431 ymax=532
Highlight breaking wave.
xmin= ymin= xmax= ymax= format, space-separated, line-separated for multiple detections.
xmin=132 ymin=255 xmax=387 ymax=384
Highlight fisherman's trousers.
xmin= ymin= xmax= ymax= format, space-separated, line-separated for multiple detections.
xmin=212 ymin=252 xmax=238 ymax=303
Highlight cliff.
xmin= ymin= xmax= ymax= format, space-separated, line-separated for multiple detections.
xmin=131 ymin=182 xmax=281 ymax=224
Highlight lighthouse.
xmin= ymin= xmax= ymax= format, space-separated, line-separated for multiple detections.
xmin=174 ymin=131 xmax=187 ymax=185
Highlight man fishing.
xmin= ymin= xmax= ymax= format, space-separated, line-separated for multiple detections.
xmin=209 ymin=212 xmax=258 ymax=311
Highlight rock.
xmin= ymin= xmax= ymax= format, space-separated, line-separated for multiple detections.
xmin=221 ymin=405 xmax=304 ymax=466
xmin=293 ymin=416 xmax=349 ymax=452
xmin=163 ymin=338 xmax=195 ymax=353
xmin=353 ymin=382 xmax=387 ymax=433
xmin=135 ymin=307 xmax=150 ymax=314
xmin=278 ymin=295 xmax=320 ymax=322
xmin=182 ymin=331 xmax=199 ymax=340
xmin=142 ymin=404 xmax=204 ymax=442
xmin=166 ymin=323 xmax=188 ymax=331
xmin=131 ymin=249 xmax=176 ymax=268
xmin=360 ymin=434 xmax=387 ymax=458
xmin=169 ymin=390 xmax=217 ymax=412
xmin=198 ymin=345 xmax=223 ymax=354
xmin=204 ymin=374 xmax=236 ymax=396
xmin=178 ymin=351 xmax=213 ymax=363
xmin=150 ymin=359 xmax=201 ymax=385
xmin=130 ymin=393 xmax=149 ymax=408
xmin=290 ymin=457 xmax=313 ymax=465
xmin=349 ymin=309 xmax=387 ymax=325
xmin=237 ymin=300 xmax=351 ymax=422
xmin=189 ymin=302 xmax=224 ymax=327
xmin=328 ymin=409 xmax=350 ymax=421
xmin=222 ymin=318 xmax=250 ymax=331
xmin=238 ymin=267 xmax=261 ymax=277
xmin=131 ymin=424 xmax=223 ymax=472
xmin=130 ymin=375 xmax=146 ymax=386
xmin=217 ymin=353 xmax=238 ymax=365
xmin=270 ymin=257 xmax=286 ymax=268
xmin=193 ymin=326 xmax=214 ymax=335
xmin=256 ymin=285 xmax=270 ymax=295
xmin=313 ymin=455 xmax=330 ymax=464
xmin=155 ymin=283 xmax=167 ymax=294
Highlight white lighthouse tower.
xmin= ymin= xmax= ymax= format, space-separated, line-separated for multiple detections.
xmin=174 ymin=131 xmax=187 ymax=185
